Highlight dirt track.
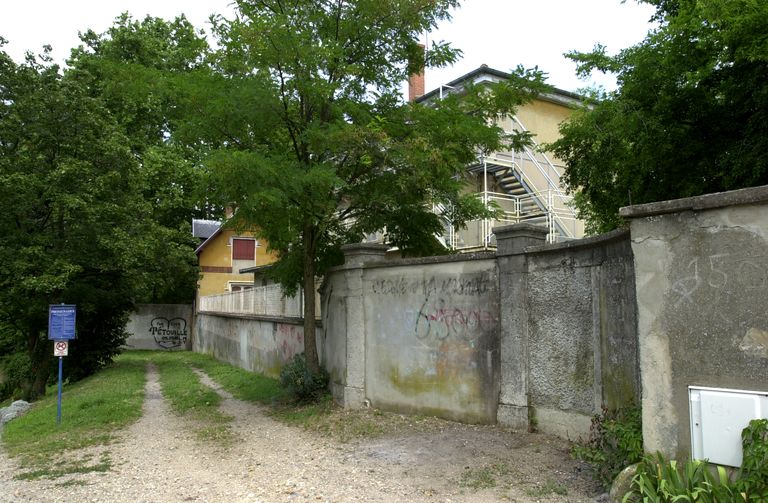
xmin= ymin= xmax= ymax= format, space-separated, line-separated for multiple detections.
xmin=0 ymin=364 xmax=602 ymax=502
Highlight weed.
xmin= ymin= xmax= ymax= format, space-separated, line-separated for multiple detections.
xmin=525 ymin=479 xmax=568 ymax=497
xmin=459 ymin=463 xmax=512 ymax=490
xmin=279 ymin=354 xmax=329 ymax=402
xmin=572 ymin=404 xmax=643 ymax=488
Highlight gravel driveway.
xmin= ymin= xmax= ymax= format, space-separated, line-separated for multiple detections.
xmin=0 ymin=364 xmax=602 ymax=502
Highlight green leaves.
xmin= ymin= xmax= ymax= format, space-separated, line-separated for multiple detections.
xmin=553 ymin=0 xmax=768 ymax=233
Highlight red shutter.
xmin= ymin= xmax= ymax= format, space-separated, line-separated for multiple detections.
xmin=232 ymin=238 xmax=255 ymax=260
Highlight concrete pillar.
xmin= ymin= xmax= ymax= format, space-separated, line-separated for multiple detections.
xmin=494 ymin=224 xmax=548 ymax=429
xmin=337 ymin=243 xmax=388 ymax=408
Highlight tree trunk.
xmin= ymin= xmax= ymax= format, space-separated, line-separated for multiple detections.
xmin=302 ymin=228 xmax=320 ymax=374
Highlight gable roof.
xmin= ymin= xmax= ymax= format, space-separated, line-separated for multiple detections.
xmin=417 ymin=65 xmax=583 ymax=108
xmin=192 ymin=219 xmax=222 ymax=239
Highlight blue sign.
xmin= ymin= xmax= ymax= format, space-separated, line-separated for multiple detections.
xmin=48 ymin=304 xmax=77 ymax=340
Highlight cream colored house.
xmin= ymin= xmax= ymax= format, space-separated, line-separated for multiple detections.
xmin=417 ymin=66 xmax=585 ymax=248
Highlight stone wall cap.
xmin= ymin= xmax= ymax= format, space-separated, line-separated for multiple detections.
xmin=493 ymin=223 xmax=549 ymax=237
xmin=340 ymin=243 xmax=390 ymax=253
xmin=619 ymin=185 xmax=768 ymax=218
xmin=525 ymin=228 xmax=629 ymax=254
xmin=327 ymin=251 xmax=495 ymax=272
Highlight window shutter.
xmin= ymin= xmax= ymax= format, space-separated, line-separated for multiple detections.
xmin=232 ymin=238 xmax=255 ymax=260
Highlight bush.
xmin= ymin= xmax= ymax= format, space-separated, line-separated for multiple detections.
xmin=625 ymin=453 xmax=740 ymax=503
xmin=736 ymin=419 xmax=768 ymax=500
xmin=624 ymin=420 xmax=768 ymax=502
xmin=279 ymin=354 xmax=329 ymax=402
xmin=572 ymin=405 xmax=644 ymax=488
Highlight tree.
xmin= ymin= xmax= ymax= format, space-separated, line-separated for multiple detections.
xmin=551 ymin=0 xmax=768 ymax=233
xmin=67 ymin=14 xmax=215 ymax=303
xmin=193 ymin=0 xmax=548 ymax=373
xmin=0 ymin=44 xmax=144 ymax=399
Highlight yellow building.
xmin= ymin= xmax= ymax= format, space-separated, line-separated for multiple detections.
xmin=417 ymin=66 xmax=585 ymax=247
xmin=193 ymin=220 xmax=278 ymax=299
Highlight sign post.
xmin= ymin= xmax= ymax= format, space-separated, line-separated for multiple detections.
xmin=48 ymin=304 xmax=76 ymax=425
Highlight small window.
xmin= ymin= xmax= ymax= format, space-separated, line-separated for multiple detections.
xmin=232 ymin=238 xmax=255 ymax=260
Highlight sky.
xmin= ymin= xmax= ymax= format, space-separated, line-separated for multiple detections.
xmin=0 ymin=0 xmax=657 ymax=93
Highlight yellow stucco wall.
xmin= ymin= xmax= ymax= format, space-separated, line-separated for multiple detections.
xmin=497 ymin=96 xmax=575 ymax=171
xmin=196 ymin=229 xmax=278 ymax=298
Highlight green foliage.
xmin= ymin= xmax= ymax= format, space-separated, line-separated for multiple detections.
xmin=552 ymin=0 xmax=768 ymax=233
xmin=572 ymin=405 xmax=643 ymax=488
xmin=176 ymin=351 xmax=283 ymax=404
xmin=0 ymin=44 xmax=143 ymax=399
xmin=736 ymin=419 xmax=768 ymax=500
xmin=624 ymin=453 xmax=741 ymax=503
xmin=183 ymin=0 xmax=550 ymax=372
xmin=624 ymin=420 xmax=768 ymax=502
xmin=279 ymin=354 xmax=329 ymax=403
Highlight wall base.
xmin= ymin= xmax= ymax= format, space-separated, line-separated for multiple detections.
xmin=497 ymin=404 xmax=529 ymax=430
xmin=340 ymin=386 xmax=366 ymax=409
xmin=533 ymin=407 xmax=592 ymax=440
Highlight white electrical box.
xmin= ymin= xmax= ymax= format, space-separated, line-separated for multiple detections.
xmin=689 ymin=386 xmax=768 ymax=467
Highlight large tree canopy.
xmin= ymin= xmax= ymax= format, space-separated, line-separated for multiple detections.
xmin=0 ymin=16 xmax=211 ymax=400
xmin=188 ymin=0 xmax=548 ymax=372
xmin=551 ymin=0 xmax=768 ymax=233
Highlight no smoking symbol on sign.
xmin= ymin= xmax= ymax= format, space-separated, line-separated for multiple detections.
xmin=54 ymin=341 xmax=68 ymax=357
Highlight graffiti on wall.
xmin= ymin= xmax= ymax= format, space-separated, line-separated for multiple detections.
xmin=275 ymin=323 xmax=304 ymax=361
xmin=149 ymin=317 xmax=188 ymax=349
xmin=370 ymin=274 xmax=492 ymax=297
xmin=368 ymin=272 xmax=498 ymax=391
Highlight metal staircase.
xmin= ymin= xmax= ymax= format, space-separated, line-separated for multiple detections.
xmin=442 ymin=116 xmax=583 ymax=250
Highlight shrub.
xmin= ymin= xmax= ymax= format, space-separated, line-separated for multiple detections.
xmin=624 ymin=420 xmax=768 ymax=502
xmin=736 ymin=419 xmax=768 ymax=500
xmin=279 ymin=354 xmax=329 ymax=402
xmin=572 ymin=405 xmax=643 ymax=488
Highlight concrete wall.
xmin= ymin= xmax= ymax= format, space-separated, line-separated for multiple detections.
xmin=194 ymin=313 xmax=305 ymax=378
xmin=323 ymin=236 xmax=638 ymax=431
xmin=494 ymin=225 xmax=639 ymax=438
xmin=322 ymin=244 xmax=499 ymax=423
xmin=622 ymin=186 xmax=768 ymax=460
xmin=125 ymin=304 xmax=193 ymax=351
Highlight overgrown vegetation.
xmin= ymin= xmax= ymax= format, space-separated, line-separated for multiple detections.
xmin=1 ymin=356 xmax=145 ymax=479
xmin=622 ymin=419 xmax=768 ymax=502
xmin=572 ymin=405 xmax=644 ymax=488
xmin=279 ymin=354 xmax=330 ymax=403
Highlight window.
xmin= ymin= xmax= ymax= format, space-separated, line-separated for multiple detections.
xmin=232 ymin=238 xmax=255 ymax=260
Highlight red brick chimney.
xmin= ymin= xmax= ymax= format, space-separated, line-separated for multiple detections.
xmin=408 ymin=44 xmax=426 ymax=102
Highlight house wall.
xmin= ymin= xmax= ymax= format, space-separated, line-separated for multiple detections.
xmin=194 ymin=313 xmax=306 ymax=378
xmin=125 ymin=304 xmax=193 ymax=351
xmin=197 ymin=229 xmax=277 ymax=298
xmin=622 ymin=186 xmax=768 ymax=460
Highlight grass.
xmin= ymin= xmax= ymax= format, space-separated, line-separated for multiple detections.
xmin=1 ymin=356 xmax=145 ymax=479
xmin=124 ymin=351 xmax=235 ymax=444
xmin=175 ymin=351 xmax=284 ymax=404
xmin=2 ymin=350 xmax=452 ymax=481
xmin=458 ymin=462 xmax=512 ymax=489
xmin=524 ymin=478 xmax=568 ymax=497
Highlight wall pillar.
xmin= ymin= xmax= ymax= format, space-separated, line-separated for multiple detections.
xmin=494 ymin=224 xmax=548 ymax=428
xmin=336 ymin=243 xmax=388 ymax=408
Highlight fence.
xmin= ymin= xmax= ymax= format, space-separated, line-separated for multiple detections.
xmin=197 ymin=283 xmax=321 ymax=319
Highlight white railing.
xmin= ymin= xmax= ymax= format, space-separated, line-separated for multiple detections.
xmin=198 ymin=283 xmax=321 ymax=319
xmin=443 ymin=189 xmax=581 ymax=251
